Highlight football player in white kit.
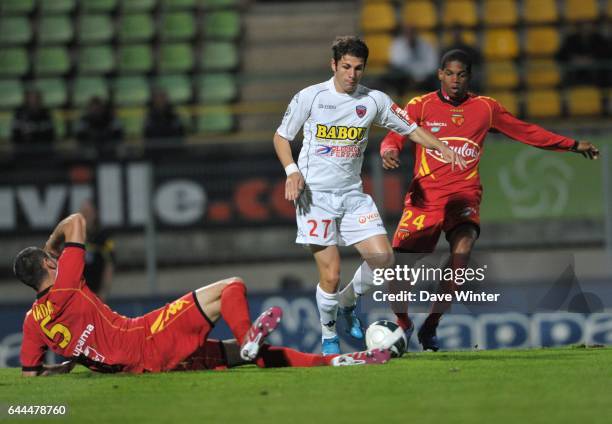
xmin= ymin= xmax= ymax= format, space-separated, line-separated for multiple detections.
xmin=273 ymin=36 xmax=465 ymax=354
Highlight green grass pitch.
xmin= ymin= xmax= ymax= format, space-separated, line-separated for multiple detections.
xmin=1 ymin=347 xmax=611 ymax=424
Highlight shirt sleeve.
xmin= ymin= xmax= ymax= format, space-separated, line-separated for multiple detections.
xmin=372 ymin=91 xmax=418 ymax=136
xmin=53 ymin=243 xmax=86 ymax=291
xmin=276 ymin=89 xmax=312 ymax=141
xmin=380 ymin=98 xmax=421 ymax=155
xmin=20 ymin=313 xmax=47 ymax=372
xmin=491 ymin=99 xmax=575 ymax=151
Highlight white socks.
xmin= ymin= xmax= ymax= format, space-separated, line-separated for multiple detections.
xmin=316 ymin=284 xmax=339 ymax=339
xmin=338 ymin=262 xmax=375 ymax=308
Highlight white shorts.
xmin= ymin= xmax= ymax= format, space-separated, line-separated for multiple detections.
xmin=295 ymin=190 xmax=387 ymax=246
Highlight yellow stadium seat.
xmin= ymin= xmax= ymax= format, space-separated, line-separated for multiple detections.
xmin=525 ymin=59 xmax=561 ymax=87
xmin=523 ymin=0 xmax=558 ymax=24
xmin=566 ymin=86 xmax=602 ymax=116
xmin=524 ymin=27 xmax=560 ymax=57
xmin=441 ymin=29 xmax=477 ymax=46
xmin=483 ymin=29 xmax=519 ymax=60
xmin=483 ymin=0 xmax=518 ymax=26
xmin=364 ymin=34 xmax=392 ymax=67
xmin=525 ymin=89 xmax=561 ymax=118
xmin=361 ymin=2 xmax=396 ymax=33
xmin=420 ymin=31 xmax=438 ymax=47
xmin=484 ymin=61 xmax=519 ymax=90
xmin=402 ymin=1 xmax=437 ymax=30
xmin=483 ymin=91 xmax=520 ymax=116
xmin=565 ymin=0 xmax=599 ymax=22
xmin=442 ymin=0 xmax=478 ymax=27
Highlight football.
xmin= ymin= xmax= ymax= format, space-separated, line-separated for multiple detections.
xmin=365 ymin=320 xmax=407 ymax=357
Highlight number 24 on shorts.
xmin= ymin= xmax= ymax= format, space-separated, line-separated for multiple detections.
xmin=308 ymin=219 xmax=332 ymax=237
xmin=399 ymin=210 xmax=426 ymax=231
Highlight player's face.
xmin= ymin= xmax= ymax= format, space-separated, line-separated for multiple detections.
xmin=331 ymin=55 xmax=366 ymax=94
xmin=438 ymin=60 xmax=470 ymax=99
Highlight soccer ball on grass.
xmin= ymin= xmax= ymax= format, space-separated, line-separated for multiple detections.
xmin=365 ymin=320 xmax=407 ymax=357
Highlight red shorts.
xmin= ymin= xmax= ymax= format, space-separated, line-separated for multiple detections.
xmin=142 ymin=292 xmax=214 ymax=372
xmin=392 ymin=193 xmax=481 ymax=253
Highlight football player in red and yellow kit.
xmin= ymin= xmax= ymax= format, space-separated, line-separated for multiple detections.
xmin=17 ymin=214 xmax=389 ymax=376
xmin=380 ymin=49 xmax=599 ymax=350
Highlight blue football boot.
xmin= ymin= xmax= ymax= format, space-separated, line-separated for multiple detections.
xmin=321 ymin=336 xmax=341 ymax=356
xmin=339 ymin=305 xmax=364 ymax=340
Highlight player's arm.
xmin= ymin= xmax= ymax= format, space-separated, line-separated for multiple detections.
xmin=21 ymin=316 xmax=48 ymax=377
xmin=492 ymin=101 xmax=599 ymax=159
xmin=407 ymin=127 xmax=466 ymax=170
xmin=44 ymin=213 xmax=87 ymax=258
xmin=274 ymin=90 xmax=311 ymax=201
xmin=376 ymin=95 xmax=465 ymax=170
xmin=23 ymin=361 xmax=76 ymax=377
xmin=274 ymin=132 xmax=304 ymax=201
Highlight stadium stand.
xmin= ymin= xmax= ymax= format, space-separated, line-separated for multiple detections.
xmin=0 ymin=0 xmax=244 ymax=144
xmin=356 ymin=0 xmax=610 ymax=122
xmin=401 ymin=1 xmax=437 ymax=30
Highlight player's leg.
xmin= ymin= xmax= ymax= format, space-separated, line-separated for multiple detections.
xmin=311 ymin=244 xmax=342 ymax=354
xmin=194 ymin=277 xmax=252 ymax=343
xmin=418 ymin=222 xmax=478 ymax=351
xmin=389 ymin=203 xmax=442 ymax=341
xmin=334 ymin=191 xmax=389 ymax=340
xmin=220 ymin=340 xmax=391 ymax=368
xmin=337 ymin=234 xmax=394 ymax=339
xmin=194 ymin=278 xmax=283 ymax=360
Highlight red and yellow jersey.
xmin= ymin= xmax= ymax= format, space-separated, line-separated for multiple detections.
xmin=20 ymin=243 xmax=147 ymax=373
xmin=380 ymin=91 xmax=575 ymax=206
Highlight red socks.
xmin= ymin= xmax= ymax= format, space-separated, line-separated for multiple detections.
xmin=220 ymin=280 xmax=252 ymax=344
xmin=255 ymin=345 xmax=332 ymax=368
xmin=395 ymin=312 xmax=413 ymax=331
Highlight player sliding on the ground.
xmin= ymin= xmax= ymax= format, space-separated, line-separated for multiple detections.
xmin=345 ymin=49 xmax=600 ymax=351
xmin=15 ymin=213 xmax=390 ymax=376
xmin=273 ymin=36 xmax=465 ymax=355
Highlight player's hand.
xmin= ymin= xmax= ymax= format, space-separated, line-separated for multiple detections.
xmin=573 ymin=141 xmax=599 ymax=160
xmin=43 ymin=240 xmax=60 ymax=259
xmin=285 ymin=172 xmax=305 ymax=201
xmin=382 ymin=149 xmax=401 ymax=169
xmin=439 ymin=145 xmax=467 ymax=171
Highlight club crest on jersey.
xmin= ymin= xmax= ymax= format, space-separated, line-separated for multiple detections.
xmin=356 ymin=105 xmax=367 ymax=118
xmin=451 ymin=113 xmax=464 ymax=126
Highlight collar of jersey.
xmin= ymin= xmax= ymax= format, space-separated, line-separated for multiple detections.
xmin=36 ymin=286 xmax=51 ymax=299
xmin=437 ymin=89 xmax=470 ymax=107
xmin=327 ymin=77 xmax=358 ymax=98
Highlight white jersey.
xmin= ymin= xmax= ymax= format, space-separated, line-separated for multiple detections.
xmin=277 ymin=77 xmax=418 ymax=192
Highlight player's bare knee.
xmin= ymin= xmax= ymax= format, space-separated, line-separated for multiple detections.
xmin=319 ymin=270 xmax=340 ymax=291
xmin=366 ymin=250 xmax=395 ymax=270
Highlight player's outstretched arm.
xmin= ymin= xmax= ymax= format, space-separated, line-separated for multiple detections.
xmin=571 ymin=141 xmax=600 ymax=160
xmin=23 ymin=361 xmax=76 ymax=377
xmin=273 ymin=132 xmax=304 ymax=201
xmin=408 ymin=127 xmax=467 ymax=170
xmin=44 ymin=213 xmax=87 ymax=258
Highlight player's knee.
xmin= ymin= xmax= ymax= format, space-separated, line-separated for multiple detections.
xmin=320 ymin=269 xmax=340 ymax=288
xmin=366 ymin=250 xmax=395 ymax=270
xmin=224 ymin=277 xmax=246 ymax=293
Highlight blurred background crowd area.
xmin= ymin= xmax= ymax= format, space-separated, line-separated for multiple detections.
xmin=0 ymin=0 xmax=610 ymax=157
xmin=0 ymin=0 xmax=610 ymax=298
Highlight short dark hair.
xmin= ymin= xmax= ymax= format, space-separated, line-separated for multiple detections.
xmin=440 ymin=49 xmax=473 ymax=74
xmin=332 ymin=36 xmax=369 ymax=65
xmin=13 ymin=247 xmax=50 ymax=291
